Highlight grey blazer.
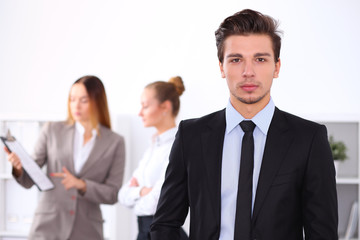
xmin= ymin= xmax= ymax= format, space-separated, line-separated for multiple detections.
xmin=15 ymin=121 xmax=125 ymax=240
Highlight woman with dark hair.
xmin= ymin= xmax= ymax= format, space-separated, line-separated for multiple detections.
xmin=4 ymin=75 xmax=125 ymax=240
xmin=119 ymin=76 xmax=188 ymax=240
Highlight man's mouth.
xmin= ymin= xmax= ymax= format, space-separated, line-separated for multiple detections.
xmin=241 ymin=84 xmax=258 ymax=92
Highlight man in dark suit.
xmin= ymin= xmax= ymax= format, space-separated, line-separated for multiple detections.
xmin=150 ymin=9 xmax=338 ymax=240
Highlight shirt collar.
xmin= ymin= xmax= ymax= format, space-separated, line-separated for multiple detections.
xmin=225 ymin=98 xmax=275 ymax=135
xmin=75 ymin=122 xmax=97 ymax=138
xmin=153 ymin=127 xmax=177 ymax=146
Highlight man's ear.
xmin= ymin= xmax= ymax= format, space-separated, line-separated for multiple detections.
xmin=219 ymin=61 xmax=225 ymax=78
xmin=273 ymin=58 xmax=281 ymax=78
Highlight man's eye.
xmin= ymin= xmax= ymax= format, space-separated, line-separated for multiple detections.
xmin=257 ymin=58 xmax=265 ymax=62
xmin=231 ymin=58 xmax=240 ymax=63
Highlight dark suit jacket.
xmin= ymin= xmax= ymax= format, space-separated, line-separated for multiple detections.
xmin=150 ymin=108 xmax=338 ymax=240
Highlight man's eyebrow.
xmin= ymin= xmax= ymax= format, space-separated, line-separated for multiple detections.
xmin=226 ymin=53 xmax=272 ymax=58
xmin=226 ymin=53 xmax=243 ymax=59
xmin=254 ymin=52 xmax=272 ymax=57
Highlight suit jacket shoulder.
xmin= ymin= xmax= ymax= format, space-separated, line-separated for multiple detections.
xmin=44 ymin=120 xmax=72 ymax=131
xmin=275 ymin=108 xmax=326 ymax=138
xmin=45 ymin=121 xmax=124 ymax=142
xmin=279 ymin=109 xmax=319 ymax=126
xmin=98 ymin=124 xmax=124 ymax=143
xmin=180 ymin=109 xmax=225 ymax=132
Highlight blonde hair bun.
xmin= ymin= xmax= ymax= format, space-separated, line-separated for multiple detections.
xmin=168 ymin=76 xmax=185 ymax=96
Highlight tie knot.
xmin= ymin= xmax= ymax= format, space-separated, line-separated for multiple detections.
xmin=240 ymin=120 xmax=256 ymax=133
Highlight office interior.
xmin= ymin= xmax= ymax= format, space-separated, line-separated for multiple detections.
xmin=1 ymin=0 xmax=360 ymax=239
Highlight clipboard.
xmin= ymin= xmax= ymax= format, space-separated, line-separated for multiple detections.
xmin=1 ymin=130 xmax=54 ymax=191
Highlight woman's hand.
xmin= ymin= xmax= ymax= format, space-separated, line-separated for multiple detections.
xmin=129 ymin=177 xmax=152 ymax=197
xmin=129 ymin=177 xmax=139 ymax=187
xmin=51 ymin=167 xmax=87 ymax=193
xmin=140 ymin=187 xmax=153 ymax=197
xmin=4 ymin=147 xmax=23 ymax=177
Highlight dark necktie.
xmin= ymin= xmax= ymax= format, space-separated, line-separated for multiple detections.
xmin=234 ymin=120 xmax=256 ymax=240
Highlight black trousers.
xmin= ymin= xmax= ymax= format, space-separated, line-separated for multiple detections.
xmin=137 ymin=216 xmax=189 ymax=240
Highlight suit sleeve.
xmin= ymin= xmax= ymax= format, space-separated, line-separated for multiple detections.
xmin=302 ymin=125 xmax=338 ymax=239
xmin=80 ymin=135 xmax=125 ymax=205
xmin=150 ymin=122 xmax=189 ymax=240
xmin=14 ymin=122 xmax=50 ymax=188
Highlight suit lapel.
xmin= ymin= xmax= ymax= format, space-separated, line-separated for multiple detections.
xmin=252 ymin=108 xmax=294 ymax=222
xmin=61 ymin=123 xmax=75 ymax=173
xmin=201 ymin=110 xmax=226 ymax=227
xmin=78 ymin=125 xmax=109 ymax=177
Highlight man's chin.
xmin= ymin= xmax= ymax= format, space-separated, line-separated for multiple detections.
xmin=237 ymin=96 xmax=262 ymax=105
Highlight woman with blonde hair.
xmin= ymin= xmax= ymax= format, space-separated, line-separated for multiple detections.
xmin=5 ymin=75 xmax=125 ymax=240
xmin=119 ymin=76 xmax=188 ymax=240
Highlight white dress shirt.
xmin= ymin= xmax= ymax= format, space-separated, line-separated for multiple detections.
xmin=73 ymin=122 xmax=97 ymax=175
xmin=119 ymin=127 xmax=177 ymax=216
xmin=219 ymin=99 xmax=275 ymax=240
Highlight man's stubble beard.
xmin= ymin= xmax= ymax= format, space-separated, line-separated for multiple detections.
xmin=231 ymin=88 xmax=270 ymax=105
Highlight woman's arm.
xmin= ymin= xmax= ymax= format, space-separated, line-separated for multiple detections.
xmin=119 ymin=147 xmax=153 ymax=208
xmin=4 ymin=147 xmax=23 ymax=177
xmin=12 ymin=122 xmax=50 ymax=188
xmin=119 ymin=177 xmax=142 ymax=208
xmin=134 ymin=160 xmax=168 ymax=215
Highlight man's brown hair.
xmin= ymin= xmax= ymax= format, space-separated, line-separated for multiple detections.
xmin=215 ymin=9 xmax=282 ymax=63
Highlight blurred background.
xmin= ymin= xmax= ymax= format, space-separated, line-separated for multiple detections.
xmin=1 ymin=0 xmax=360 ymax=120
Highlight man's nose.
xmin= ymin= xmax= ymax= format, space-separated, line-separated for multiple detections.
xmin=242 ymin=61 xmax=255 ymax=78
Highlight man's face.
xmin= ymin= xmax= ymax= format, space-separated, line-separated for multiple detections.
xmin=219 ymin=34 xmax=280 ymax=108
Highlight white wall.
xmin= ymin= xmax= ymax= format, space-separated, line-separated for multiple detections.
xmin=1 ymin=0 xmax=360 ymax=239
xmin=1 ymin=0 xmax=359 ymax=121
